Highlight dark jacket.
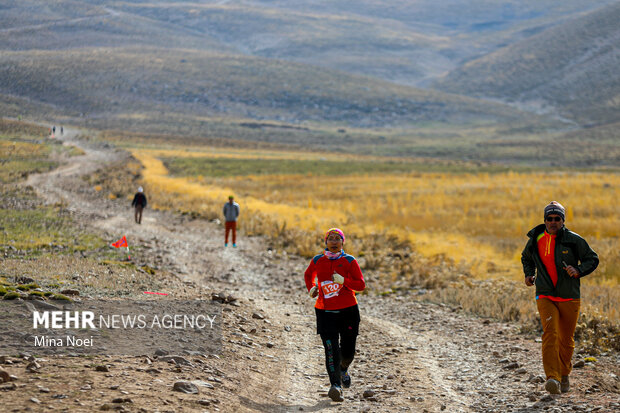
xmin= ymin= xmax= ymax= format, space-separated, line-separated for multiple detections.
xmin=131 ymin=192 xmax=147 ymax=208
xmin=521 ymin=224 xmax=598 ymax=299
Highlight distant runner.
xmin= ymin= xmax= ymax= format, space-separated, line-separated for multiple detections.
xmin=131 ymin=186 xmax=147 ymax=224
xmin=304 ymin=228 xmax=366 ymax=402
xmin=522 ymin=201 xmax=599 ymax=395
xmin=223 ymin=195 xmax=240 ymax=247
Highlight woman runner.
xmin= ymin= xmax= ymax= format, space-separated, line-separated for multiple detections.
xmin=304 ymin=228 xmax=366 ymax=402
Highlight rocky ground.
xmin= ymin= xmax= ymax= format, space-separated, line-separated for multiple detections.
xmin=0 ymin=129 xmax=618 ymax=412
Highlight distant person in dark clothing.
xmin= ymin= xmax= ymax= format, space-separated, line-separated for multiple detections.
xmin=131 ymin=186 xmax=147 ymax=224
xmin=60 ymin=126 xmax=63 ymax=135
xmin=223 ymin=195 xmax=240 ymax=247
xmin=52 ymin=126 xmax=56 ymax=134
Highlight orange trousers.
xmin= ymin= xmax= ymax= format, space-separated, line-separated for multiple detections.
xmin=225 ymin=221 xmax=236 ymax=244
xmin=536 ymin=298 xmax=580 ymax=381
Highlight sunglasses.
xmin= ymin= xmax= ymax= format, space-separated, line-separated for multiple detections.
xmin=545 ymin=216 xmax=563 ymax=222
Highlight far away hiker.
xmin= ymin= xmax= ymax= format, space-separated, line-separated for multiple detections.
xmin=131 ymin=186 xmax=147 ymax=224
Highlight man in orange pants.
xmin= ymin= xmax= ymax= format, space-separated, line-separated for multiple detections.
xmin=522 ymin=201 xmax=598 ymax=394
xmin=223 ymin=195 xmax=240 ymax=247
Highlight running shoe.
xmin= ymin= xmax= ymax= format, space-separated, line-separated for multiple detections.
xmin=328 ymin=385 xmax=344 ymax=402
xmin=341 ymin=368 xmax=351 ymax=388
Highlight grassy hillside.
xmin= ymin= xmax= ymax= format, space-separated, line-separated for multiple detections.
xmin=1 ymin=0 xmax=614 ymax=87
xmin=0 ymin=47 xmax=539 ymax=129
xmin=434 ymin=2 xmax=620 ymax=126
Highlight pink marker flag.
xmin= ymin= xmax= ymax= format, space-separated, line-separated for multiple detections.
xmin=143 ymin=291 xmax=168 ymax=296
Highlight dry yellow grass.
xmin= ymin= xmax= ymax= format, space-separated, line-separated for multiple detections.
xmin=131 ymin=146 xmax=620 ymax=326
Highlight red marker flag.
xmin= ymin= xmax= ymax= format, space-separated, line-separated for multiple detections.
xmin=111 ymin=235 xmax=128 ymax=248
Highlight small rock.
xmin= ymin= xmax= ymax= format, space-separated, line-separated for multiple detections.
xmin=252 ymin=312 xmax=265 ymax=320
xmin=504 ymin=362 xmax=519 ymax=369
xmin=154 ymin=349 xmax=168 ymax=356
xmin=60 ymin=289 xmax=80 ymax=296
xmin=95 ymin=365 xmax=110 ymax=372
xmin=112 ymin=397 xmax=133 ymax=403
xmin=0 ymin=382 xmax=17 ymax=391
xmin=363 ymin=389 xmax=375 ymax=398
xmin=173 ymin=381 xmax=199 ymax=394
xmin=26 ymin=361 xmax=41 ymax=372
xmin=198 ymin=400 xmax=211 ymax=406
xmin=159 ymin=355 xmax=192 ymax=366
xmin=52 ymin=394 xmax=68 ymax=399
xmin=540 ymin=395 xmax=554 ymax=402
xmin=516 ymin=368 xmax=527 ymax=374
xmin=30 ymin=397 xmax=41 ymax=404
xmin=266 ymin=342 xmax=274 ymax=348
xmin=100 ymin=404 xmax=112 ymax=411
xmin=0 ymin=369 xmax=10 ymax=383
xmin=573 ymin=360 xmax=585 ymax=368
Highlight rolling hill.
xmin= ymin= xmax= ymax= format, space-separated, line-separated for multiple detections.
xmin=434 ymin=2 xmax=620 ymax=127
xmin=0 ymin=46 xmax=542 ymax=130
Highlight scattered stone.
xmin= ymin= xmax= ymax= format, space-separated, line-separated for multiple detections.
xmin=198 ymin=400 xmax=211 ymax=406
xmin=30 ymin=397 xmax=41 ymax=404
xmin=154 ymin=349 xmax=168 ymax=357
xmin=540 ymin=395 xmax=554 ymax=402
xmin=192 ymin=380 xmax=214 ymax=389
xmin=100 ymin=403 xmax=112 ymax=411
xmin=516 ymin=368 xmax=527 ymax=374
xmin=110 ymin=385 xmax=120 ymax=390
xmin=159 ymin=355 xmax=192 ymax=366
xmin=363 ymin=389 xmax=375 ymax=398
xmin=39 ymin=387 xmax=50 ymax=393
xmin=0 ymin=382 xmax=17 ymax=391
xmin=112 ymin=397 xmax=133 ymax=403
xmin=173 ymin=381 xmax=199 ymax=394
xmin=60 ymin=289 xmax=80 ymax=296
xmin=573 ymin=360 xmax=585 ymax=368
xmin=52 ymin=394 xmax=68 ymax=399
xmin=26 ymin=361 xmax=41 ymax=372
xmin=266 ymin=342 xmax=275 ymax=348
xmin=0 ymin=369 xmax=10 ymax=383
xmin=252 ymin=312 xmax=265 ymax=320
xmin=80 ymin=384 xmax=92 ymax=390
xmin=504 ymin=362 xmax=519 ymax=369
xmin=95 ymin=365 xmax=110 ymax=372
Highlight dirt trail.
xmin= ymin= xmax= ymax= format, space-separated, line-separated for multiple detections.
xmin=15 ymin=130 xmax=619 ymax=412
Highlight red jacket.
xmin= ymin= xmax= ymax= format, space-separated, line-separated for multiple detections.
xmin=304 ymin=252 xmax=365 ymax=310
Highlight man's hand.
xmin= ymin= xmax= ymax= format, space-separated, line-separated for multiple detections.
xmin=525 ymin=276 xmax=535 ymax=286
xmin=309 ymin=286 xmax=319 ymax=298
xmin=564 ymin=265 xmax=580 ymax=278
xmin=332 ymin=273 xmax=344 ymax=285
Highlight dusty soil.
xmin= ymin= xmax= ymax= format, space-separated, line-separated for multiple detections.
xmin=1 ymin=129 xmax=618 ymax=413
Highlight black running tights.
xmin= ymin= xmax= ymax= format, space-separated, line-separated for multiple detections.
xmin=320 ymin=331 xmax=357 ymax=386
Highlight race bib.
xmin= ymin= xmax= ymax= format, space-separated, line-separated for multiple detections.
xmin=320 ymin=280 xmax=342 ymax=299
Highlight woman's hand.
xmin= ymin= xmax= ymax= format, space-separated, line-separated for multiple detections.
xmin=309 ymin=286 xmax=319 ymax=298
xmin=332 ymin=273 xmax=344 ymax=285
